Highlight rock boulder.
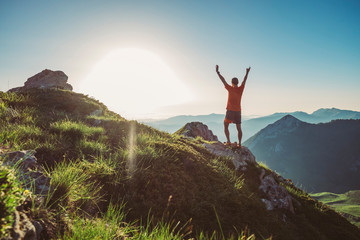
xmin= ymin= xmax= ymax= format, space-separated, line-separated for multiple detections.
xmin=203 ymin=142 xmax=256 ymax=169
xmin=8 ymin=69 xmax=72 ymax=92
xmin=176 ymin=122 xmax=218 ymax=141
xmin=259 ymin=169 xmax=295 ymax=214
xmin=1 ymin=150 xmax=50 ymax=195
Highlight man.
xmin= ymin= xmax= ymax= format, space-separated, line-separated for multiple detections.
xmin=216 ymin=65 xmax=251 ymax=148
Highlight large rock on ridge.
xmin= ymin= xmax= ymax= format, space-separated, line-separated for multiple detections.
xmin=203 ymin=142 xmax=256 ymax=169
xmin=8 ymin=69 xmax=72 ymax=92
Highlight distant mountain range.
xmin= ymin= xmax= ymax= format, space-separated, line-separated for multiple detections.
xmin=243 ymin=115 xmax=360 ymax=193
xmin=143 ymin=108 xmax=360 ymax=142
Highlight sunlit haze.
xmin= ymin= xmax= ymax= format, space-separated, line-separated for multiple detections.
xmin=79 ymin=48 xmax=193 ymax=119
xmin=1 ymin=0 xmax=359 ymax=119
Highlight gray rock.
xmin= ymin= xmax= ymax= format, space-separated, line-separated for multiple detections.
xmin=93 ymin=119 xmax=102 ymax=126
xmin=12 ymin=210 xmax=41 ymax=240
xmin=203 ymin=142 xmax=256 ymax=169
xmin=25 ymin=69 xmax=71 ymax=89
xmin=90 ymin=109 xmax=103 ymax=116
xmin=258 ymin=169 xmax=295 ymax=214
xmin=8 ymin=69 xmax=72 ymax=92
xmin=177 ymin=122 xmax=218 ymax=141
xmin=1 ymin=150 xmax=37 ymax=170
xmin=1 ymin=150 xmax=50 ymax=195
xmin=261 ymin=198 xmax=274 ymax=211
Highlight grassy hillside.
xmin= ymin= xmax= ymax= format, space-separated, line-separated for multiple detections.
xmin=1 ymin=89 xmax=360 ymax=239
xmin=311 ymin=191 xmax=360 ymax=228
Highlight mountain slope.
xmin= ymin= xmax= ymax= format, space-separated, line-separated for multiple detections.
xmin=244 ymin=115 xmax=360 ymax=193
xmin=1 ymin=89 xmax=360 ymax=239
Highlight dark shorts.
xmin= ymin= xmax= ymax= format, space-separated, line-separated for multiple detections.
xmin=224 ymin=110 xmax=241 ymax=124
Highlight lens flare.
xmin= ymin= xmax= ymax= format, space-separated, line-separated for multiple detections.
xmin=127 ymin=121 xmax=136 ymax=174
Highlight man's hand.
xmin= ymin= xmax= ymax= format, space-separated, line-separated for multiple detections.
xmin=241 ymin=66 xmax=251 ymax=86
xmin=216 ymin=65 xmax=228 ymax=86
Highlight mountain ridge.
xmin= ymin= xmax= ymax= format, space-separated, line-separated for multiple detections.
xmin=144 ymin=108 xmax=360 ymax=142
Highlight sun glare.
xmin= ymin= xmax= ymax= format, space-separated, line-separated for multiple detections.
xmin=79 ymin=48 xmax=193 ymax=119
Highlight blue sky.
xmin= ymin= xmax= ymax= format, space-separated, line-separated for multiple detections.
xmin=1 ymin=0 xmax=359 ymax=118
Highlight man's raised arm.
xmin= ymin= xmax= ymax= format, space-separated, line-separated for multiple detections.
xmin=216 ymin=65 xmax=228 ymax=87
xmin=240 ymin=67 xmax=251 ymax=87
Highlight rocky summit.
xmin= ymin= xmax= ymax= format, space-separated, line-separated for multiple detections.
xmin=8 ymin=69 xmax=72 ymax=92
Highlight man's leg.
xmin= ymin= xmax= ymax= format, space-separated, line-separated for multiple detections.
xmin=224 ymin=122 xmax=231 ymax=144
xmin=236 ymin=123 xmax=242 ymax=147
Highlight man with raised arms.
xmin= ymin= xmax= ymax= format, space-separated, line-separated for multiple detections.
xmin=216 ymin=65 xmax=251 ymax=148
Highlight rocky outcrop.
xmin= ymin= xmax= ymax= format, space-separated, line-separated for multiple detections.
xmin=1 ymin=150 xmax=50 ymax=195
xmin=203 ymin=142 xmax=256 ymax=169
xmin=12 ymin=210 xmax=42 ymax=240
xmin=0 ymin=150 xmax=46 ymax=239
xmin=176 ymin=122 xmax=218 ymax=141
xmin=3 ymin=150 xmax=38 ymax=170
xmin=203 ymin=140 xmax=296 ymax=214
xmin=89 ymin=109 xmax=103 ymax=117
xmin=259 ymin=169 xmax=295 ymax=214
xmin=177 ymin=122 xmax=254 ymax=168
xmin=8 ymin=69 xmax=72 ymax=92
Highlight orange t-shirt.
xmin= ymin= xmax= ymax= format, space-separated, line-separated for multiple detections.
xmin=225 ymin=84 xmax=244 ymax=111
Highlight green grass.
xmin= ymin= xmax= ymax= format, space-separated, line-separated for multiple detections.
xmin=311 ymin=191 xmax=360 ymax=228
xmin=50 ymin=120 xmax=104 ymax=140
xmin=0 ymin=124 xmax=43 ymax=149
xmin=62 ymin=203 xmax=259 ymax=240
xmin=258 ymin=162 xmax=271 ymax=171
xmin=62 ymin=204 xmax=133 ymax=240
xmin=0 ymin=159 xmax=30 ymax=238
xmin=45 ymin=161 xmax=102 ymax=212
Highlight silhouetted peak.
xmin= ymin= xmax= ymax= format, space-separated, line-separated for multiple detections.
xmin=274 ymin=114 xmax=304 ymax=128
xmin=252 ymin=115 xmax=305 ymax=141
